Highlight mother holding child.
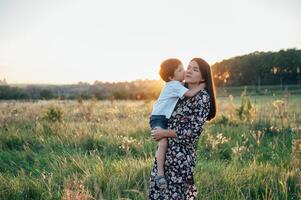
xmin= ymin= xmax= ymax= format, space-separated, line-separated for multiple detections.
xmin=148 ymin=57 xmax=217 ymax=199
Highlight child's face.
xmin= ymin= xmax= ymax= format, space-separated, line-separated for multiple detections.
xmin=172 ymin=64 xmax=185 ymax=81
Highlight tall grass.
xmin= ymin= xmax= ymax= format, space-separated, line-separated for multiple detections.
xmin=0 ymin=94 xmax=300 ymax=199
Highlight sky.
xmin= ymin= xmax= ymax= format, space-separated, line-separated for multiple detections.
xmin=0 ymin=0 xmax=300 ymax=84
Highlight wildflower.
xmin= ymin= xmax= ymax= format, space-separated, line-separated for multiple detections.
xmin=232 ymin=142 xmax=248 ymax=158
xmin=206 ymin=133 xmax=230 ymax=151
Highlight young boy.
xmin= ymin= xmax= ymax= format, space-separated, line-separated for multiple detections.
xmin=150 ymin=58 xmax=204 ymax=189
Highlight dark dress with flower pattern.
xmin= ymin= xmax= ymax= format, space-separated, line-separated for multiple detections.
xmin=148 ymin=90 xmax=210 ymax=200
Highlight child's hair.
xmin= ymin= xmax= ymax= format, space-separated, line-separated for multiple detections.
xmin=159 ymin=58 xmax=182 ymax=82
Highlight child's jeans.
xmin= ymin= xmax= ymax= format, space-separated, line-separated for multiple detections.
xmin=149 ymin=115 xmax=168 ymax=129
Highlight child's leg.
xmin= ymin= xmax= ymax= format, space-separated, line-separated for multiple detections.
xmin=156 ymin=137 xmax=168 ymax=176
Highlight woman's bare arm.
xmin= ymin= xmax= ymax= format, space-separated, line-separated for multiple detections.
xmin=151 ymin=128 xmax=176 ymax=141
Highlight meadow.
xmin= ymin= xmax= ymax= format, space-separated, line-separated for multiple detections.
xmin=0 ymin=90 xmax=300 ymax=200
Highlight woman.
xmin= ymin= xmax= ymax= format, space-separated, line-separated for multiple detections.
xmin=148 ymin=57 xmax=217 ymax=199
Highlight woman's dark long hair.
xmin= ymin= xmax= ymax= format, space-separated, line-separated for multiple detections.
xmin=191 ymin=57 xmax=217 ymax=121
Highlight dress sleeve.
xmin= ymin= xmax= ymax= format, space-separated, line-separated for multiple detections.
xmin=173 ymin=91 xmax=210 ymax=146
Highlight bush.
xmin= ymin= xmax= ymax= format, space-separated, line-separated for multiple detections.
xmin=236 ymin=88 xmax=255 ymax=121
xmin=43 ymin=106 xmax=63 ymax=123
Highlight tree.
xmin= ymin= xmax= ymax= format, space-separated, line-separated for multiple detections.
xmin=40 ymin=89 xmax=54 ymax=100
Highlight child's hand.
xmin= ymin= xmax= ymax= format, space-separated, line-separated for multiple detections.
xmin=151 ymin=127 xmax=165 ymax=141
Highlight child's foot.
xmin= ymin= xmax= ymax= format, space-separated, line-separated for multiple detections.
xmin=155 ymin=175 xmax=167 ymax=190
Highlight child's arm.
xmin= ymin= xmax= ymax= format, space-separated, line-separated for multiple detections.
xmin=168 ymin=81 xmax=204 ymax=99
xmin=184 ymin=84 xmax=204 ymax=98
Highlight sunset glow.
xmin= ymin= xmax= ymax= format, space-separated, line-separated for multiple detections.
xmin=0 ymin=0 xmax=300 ymax=84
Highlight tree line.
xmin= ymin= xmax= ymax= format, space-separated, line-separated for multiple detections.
xmin=212 ymin=48 xmax=301 ymax=87
xmin=0 ymin=80 xmax=164 ymax=100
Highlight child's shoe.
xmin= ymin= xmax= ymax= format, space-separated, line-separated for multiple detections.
xmin=155 ymin=175 xmax=167 ymax=190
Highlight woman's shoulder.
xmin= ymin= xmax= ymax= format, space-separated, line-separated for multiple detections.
xmin=195 ymin=89 xmax=210 ymax=103
xmin=200 ymin=89 xmax=209 ymax=96
xmin=197 ymin=89 xmax=209 ymax=97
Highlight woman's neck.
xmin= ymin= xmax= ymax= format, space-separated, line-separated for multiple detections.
xmin=188 ymin=82 xmax=206 ymax=90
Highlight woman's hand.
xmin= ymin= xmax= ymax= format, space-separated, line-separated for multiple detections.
xmin=151 ymin=127 xmax=166 ymax=142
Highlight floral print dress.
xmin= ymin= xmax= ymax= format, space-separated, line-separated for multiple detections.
xmin=148 ymin=90 xmax=210 ymax=200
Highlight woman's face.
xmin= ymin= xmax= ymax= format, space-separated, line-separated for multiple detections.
xmin=185 ymin=60 xmax=204 ymax=84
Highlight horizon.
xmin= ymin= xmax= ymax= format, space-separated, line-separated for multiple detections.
xmin=1 ymin=0 xmax=301 ymax=84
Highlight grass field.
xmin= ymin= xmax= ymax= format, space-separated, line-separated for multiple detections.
xmin=0 ymin=91 xmax=300 ymax=199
